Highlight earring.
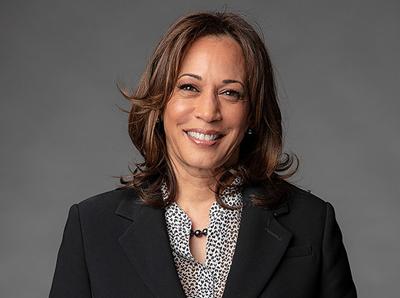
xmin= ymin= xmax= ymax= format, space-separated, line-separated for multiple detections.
xmin=247 ymin=128 xmax=253 ymax=135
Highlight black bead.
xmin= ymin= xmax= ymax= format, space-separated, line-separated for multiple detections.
xmin=190 ymin=228 xmax=208 ymax=237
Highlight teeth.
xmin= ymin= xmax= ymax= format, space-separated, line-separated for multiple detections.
xmin=186 ymin=131 xmax=219 ymax=141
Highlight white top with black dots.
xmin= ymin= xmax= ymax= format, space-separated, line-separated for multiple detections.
xmin=163 ymin=178 xmax=243 ymax=298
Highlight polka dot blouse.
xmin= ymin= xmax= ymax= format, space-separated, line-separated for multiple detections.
xmin=163 ymin=178 xmax=243 ymax=298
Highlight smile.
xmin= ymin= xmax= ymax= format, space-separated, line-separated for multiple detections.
xmin=184 ymin=129 xmax=224 ymax=146
xmin=186 ymin=131 xmax=220 ymax=140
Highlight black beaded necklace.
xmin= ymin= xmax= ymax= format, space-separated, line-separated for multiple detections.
xmin=190 ymin=228 xmax=208 ymax=238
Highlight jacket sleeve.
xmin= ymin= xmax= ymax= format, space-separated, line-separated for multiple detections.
xmin=49 ymin=204 xmax=92 ymax=298
xmin=320 ymin=202 xmax=357 ymax=298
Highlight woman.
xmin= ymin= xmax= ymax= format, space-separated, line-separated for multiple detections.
xmin=49 ymin=11 xmax=357 ymax=298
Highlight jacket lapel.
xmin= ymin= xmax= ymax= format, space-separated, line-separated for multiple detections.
xmin=222 ymin=187 xmax=293 ymax=298
xmin=115 ymin=193 xmax=186 ymax=298
xmin=115 ymin=185 xmax=292 ymax=298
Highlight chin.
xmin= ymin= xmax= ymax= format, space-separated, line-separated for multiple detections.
xmin=184 ymin=157 xmax=224 ymax=172
xmin=187 ymin=162 xmax=221 ymax=171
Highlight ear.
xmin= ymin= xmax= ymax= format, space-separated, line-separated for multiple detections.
xmin=246 ymin=115 xmax=254 ymax=131
xmin=157 ymin=109 xmax=164 ymax=123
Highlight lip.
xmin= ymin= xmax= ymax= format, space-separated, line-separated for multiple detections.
xmin=183 ymin=128 xmax=224 ymax=146
xmin=184 ymin=128 xmax=224 ymax=135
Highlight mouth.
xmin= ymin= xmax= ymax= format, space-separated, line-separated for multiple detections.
xmin=183 ymin=129 xmax=224 ymax=146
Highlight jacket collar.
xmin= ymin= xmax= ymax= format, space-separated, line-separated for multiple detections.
xmin=115 ymin=185 xmax=292 ymax=298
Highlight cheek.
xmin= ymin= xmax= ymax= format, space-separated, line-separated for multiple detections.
xmin=225 ymin=105 xmax=249 ymax=132
xmin=164 ymin=100 xmax=192 ymax=127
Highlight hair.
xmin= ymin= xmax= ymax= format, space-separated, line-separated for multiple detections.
xmin=118 ymin=10 xmax=299 ymax=209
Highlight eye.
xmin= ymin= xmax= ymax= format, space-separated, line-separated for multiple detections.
xmin=222 ymin=89 xmax=243 ymax=100
xmin=177 ymin=83 xmax=198 ymax=92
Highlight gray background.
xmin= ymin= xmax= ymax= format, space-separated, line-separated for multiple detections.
xmin=1 ymin=0 xmax=399 ymax=297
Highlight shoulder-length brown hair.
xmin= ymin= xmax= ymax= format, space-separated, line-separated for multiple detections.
xmin=118 ymin=10 xmax=298 ymax=209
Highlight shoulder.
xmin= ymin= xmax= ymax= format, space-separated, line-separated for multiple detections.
xmin=284 ymin=181 xmax=329 ymax=213
xmin=275 ymin=181 xmax=337 ymax=238
xmin=245 ymin=179 xmax=335 ymax=226
xmin=246 ymin=180 xmax=329 ymax=213
xmin=59 ymin=187 xmax=143 ymax=258
xmin=74 ymin=186 xmax=141 ymax=220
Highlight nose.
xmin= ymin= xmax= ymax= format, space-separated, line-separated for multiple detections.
xmin=194 ymin=89 xmax=222 ymax=122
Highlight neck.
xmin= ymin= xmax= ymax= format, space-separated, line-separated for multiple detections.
xmin=171 ymin=163 xmax=219 ymax=213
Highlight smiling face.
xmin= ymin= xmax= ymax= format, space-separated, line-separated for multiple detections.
xmin=162 ymin=35 xmax=250 ymax=176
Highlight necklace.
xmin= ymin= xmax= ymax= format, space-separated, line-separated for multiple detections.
xmin=190 ymin=228 xmax=208 ymax=238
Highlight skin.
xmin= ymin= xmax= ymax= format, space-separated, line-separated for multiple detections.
xmin=163 ymin=35 xmax=250 ymax=264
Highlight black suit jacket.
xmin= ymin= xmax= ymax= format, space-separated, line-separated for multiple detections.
xmin=49 ymin=182 xmax=357 ymax=298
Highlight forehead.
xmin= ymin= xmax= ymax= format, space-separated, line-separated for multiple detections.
xmin=178 ymin=35 xmax=246 ymax=81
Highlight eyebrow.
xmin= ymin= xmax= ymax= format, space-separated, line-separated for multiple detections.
xmin=178 ymin=73 xmax=244 ymax=88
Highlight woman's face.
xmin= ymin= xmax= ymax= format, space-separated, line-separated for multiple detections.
xmin=163 ymin=35 xmax=250 ymax=175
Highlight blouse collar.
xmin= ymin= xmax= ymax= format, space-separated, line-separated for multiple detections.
xmin=163 ymin=176 xmax=243 ymax=260
xmin=161 ymin=176 xmax=243 ymax=207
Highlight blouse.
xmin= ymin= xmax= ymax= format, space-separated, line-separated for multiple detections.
xmin=163 ymin=178 xmax=243 ymax=298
